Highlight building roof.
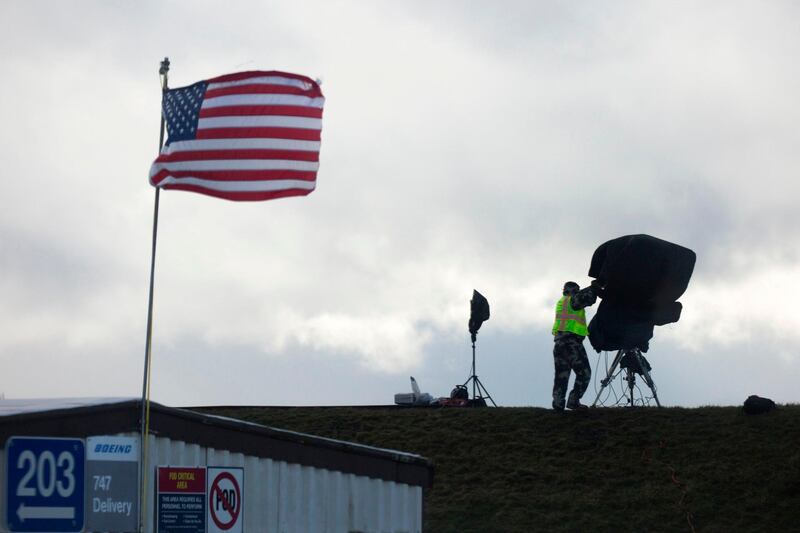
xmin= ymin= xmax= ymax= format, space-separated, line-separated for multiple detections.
xmin=0 ymin=398 xmax=433 ymax=488
xmin=0 ymin=397 xmax=135 ymax=417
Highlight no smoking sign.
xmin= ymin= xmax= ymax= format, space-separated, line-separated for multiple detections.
xmin=207 ymin=467 xmax=243 ymax=533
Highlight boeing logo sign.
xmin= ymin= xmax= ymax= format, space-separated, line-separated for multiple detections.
xmin=95 ymin=444 xmax=132 ymax=454
xmin=88 ymin=438 xmax=137 ymax=462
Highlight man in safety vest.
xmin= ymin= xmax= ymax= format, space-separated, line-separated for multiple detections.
xmin=551 ymin=280 xmax=602 ymax=411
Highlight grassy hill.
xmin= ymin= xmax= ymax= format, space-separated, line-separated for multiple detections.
xmin=197 ymin=405 xmax=800 ymax=532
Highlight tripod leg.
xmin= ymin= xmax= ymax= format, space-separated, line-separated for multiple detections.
xmin=626 ymin=369 xmax=635 ymax=407
xmin=471 ymin=342 xmax=477 ymax=400
xmin=592 ymin=350 xmax=624 ymax=407
xmin=463 ymin=342 xmax=478 ymax=394
xmin=462 ymin=341 xmax=498 ymax=406
xmin=635 ymin=352 xmax=661 ymax=407
xmin=474 ymin=376 xmax=497 ymax=407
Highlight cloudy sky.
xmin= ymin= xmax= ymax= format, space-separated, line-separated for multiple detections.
xmin=1 ymin=1 xmax=798 ymax=408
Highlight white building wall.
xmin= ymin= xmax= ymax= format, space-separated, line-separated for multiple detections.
xmin=0 ymin=447 xmax=5 ymax=533
xmin=141 ymin=432 xmax=422 ymax=533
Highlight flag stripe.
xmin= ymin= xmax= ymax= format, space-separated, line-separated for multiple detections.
xmin=159 ymin=184 xmax=314 ymax=202
xmin=152 ymin=159 xmax=319 ymax=172
xmin=196 ymin=127 xmax=321 ymax=141
xmin=151 ymin=169 xmax=318 ymax=183
xmin=199 ymin=105 xmax=323 ymax=119
xmin=207 ymin=75 xmax=314 ymax=91
xmin=208 ymin=70 xmax=320 ymax=86
xmin=160 ymin=138 xmax=321 ymax=153
xmin=156 ymin=175 xmax=316 ymax=192
xmin=201 ymin=94 xmax=324 ymax=109
xmin=155 ymin=149 xmax=320 ymax=163
xmin=198 ymin=116 xmax=322 ymax=130
xmin=205 ymin=84 xmax=314 ymax=99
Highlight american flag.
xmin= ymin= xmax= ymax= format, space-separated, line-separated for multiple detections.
xmin=149 ymin=70 xmax=324 ymax=201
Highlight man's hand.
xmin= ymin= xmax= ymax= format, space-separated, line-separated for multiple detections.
xmin=590 ymin=279 xmax=606 ymax=297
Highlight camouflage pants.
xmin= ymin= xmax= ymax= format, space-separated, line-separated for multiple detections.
xmin=552 ymin=339 xmax=592 ymax=409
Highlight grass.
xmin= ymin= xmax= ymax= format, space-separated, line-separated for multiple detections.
xmin=197 ymin=405 xmax=800 ymax=532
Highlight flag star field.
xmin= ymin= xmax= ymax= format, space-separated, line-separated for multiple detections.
xmin=163 ymin=82 xmax=206 ymax=141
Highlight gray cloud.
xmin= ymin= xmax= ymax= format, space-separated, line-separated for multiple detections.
xmin=1 ymin=1 xmax=798 ymax=405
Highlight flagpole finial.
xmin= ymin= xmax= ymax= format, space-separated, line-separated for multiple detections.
xmin=159 ymin=57 xmax=170 ymax=91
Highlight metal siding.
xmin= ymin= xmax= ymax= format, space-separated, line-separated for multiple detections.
xmin=351 ymin=474 xmax=371 ymax=533
xmin=285 ymin=463 xmax=300 ymax=533
xmin=0 ymin=447 xmax=5 ymax=532
xmin=368 ymin=477 xmax=380 ymax=530
xmin=266 ymin=457 xmax=282 ymax=530
xmin=304 ymin=465 xmax=321 ymax=533
xmin=278 ymin=461 xmax=296 ymax=532
xmin=0 ymin=433 xmax=422 ymax=533
xmin=382 ymin=479 xmax=392 ymax=531
xmin=397 ymin=482 xmax=409 ymax=532
xmin=325 ymin=469 xmax=343 ymax=532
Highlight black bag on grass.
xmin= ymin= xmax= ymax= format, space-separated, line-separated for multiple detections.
xmin=743 ymin=395 xmax=776 ymax=415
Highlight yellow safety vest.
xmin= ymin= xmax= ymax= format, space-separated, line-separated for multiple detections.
xmin=552 ymin=296 xmax=588 ymax=337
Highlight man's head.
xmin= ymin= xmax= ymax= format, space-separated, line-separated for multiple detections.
xmin=563 ymin=281 xmax=580 ymax=296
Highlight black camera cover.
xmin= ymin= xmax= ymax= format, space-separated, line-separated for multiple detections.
xmin=587 ymin=234 xmax=695 ymax=352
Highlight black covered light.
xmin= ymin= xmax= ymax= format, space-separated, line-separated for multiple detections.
xmin=468 ymin=289 xmax=490 ymax=343
xmin=463 ymin=289 xmax=496 ymax=406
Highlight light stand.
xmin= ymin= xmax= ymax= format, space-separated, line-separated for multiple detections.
xmin=591 ymin=348 xmax=661 ymax=407
xmin=463 ymin=332 xmax=497 ymax=407
xmin=464 ymin=290 xmax=497 ymax=407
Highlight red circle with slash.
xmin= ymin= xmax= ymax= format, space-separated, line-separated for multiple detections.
xmin=209 ymin=471 xmax=241 ymax=530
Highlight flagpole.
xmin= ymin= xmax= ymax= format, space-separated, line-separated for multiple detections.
xmin=139 ymin=56 xmax=169 ymax=533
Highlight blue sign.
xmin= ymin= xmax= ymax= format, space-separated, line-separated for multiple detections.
xmin=5 ymin=437 xmax=85 ymax=532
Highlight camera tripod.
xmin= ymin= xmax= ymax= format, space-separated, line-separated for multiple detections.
xmin=463 ymin=337 xmax=497 ymax=406
xmin=591 ymin=348 xmax=661 ymax=407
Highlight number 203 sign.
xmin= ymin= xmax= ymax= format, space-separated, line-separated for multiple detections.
xmin=6 ymin=437 xmax=85 ymax=532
